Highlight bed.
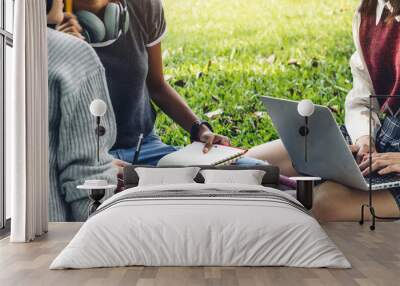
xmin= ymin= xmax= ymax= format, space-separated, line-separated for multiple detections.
xmin=50 ymin=165 xmax=350 ymax=269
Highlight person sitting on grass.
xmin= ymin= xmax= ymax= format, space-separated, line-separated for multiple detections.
xmin=47 ymin=0 xmax=117 ymax=222
xmin=246 ymin=0 xmax=400 ymax=221
xmin=55 ymin=0 xmax=267 ymax=173
xmin=48 ymin=0 xmax=272 ymax=222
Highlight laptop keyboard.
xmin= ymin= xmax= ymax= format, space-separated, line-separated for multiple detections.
xmin=364 ymin=172 xmax=400 ymax=187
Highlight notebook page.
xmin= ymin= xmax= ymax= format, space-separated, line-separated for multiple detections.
xmin=157 ymin=142 xmax=245 ymax=166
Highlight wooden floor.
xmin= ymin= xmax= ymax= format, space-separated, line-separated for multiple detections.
xmin=0 ymin=222 xmax=399 ymax=286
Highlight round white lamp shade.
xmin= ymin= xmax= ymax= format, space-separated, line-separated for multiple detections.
xmin=297 ymin=99 xmax=315 ymax=117
xmin=90 ymin=99 xmax=107 ymax=117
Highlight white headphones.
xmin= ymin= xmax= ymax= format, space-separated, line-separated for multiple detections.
xmin=76 ymin=0 xmax=130 ymax=48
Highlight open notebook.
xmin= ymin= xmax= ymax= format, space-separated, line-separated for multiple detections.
xmin=157 ymin=142 xmax=247 ymax=167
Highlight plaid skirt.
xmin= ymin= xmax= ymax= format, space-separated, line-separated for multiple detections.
xmin=341 ymin=116 xmax=400 ymax=208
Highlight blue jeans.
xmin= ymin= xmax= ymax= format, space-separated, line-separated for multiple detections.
xmin=110 ymin=131 xmax=266 ymax=166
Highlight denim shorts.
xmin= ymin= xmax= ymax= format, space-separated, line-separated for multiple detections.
xmin=341 ymin=117 xmax=400 ymax=209
xmin=109 ymin=130 xmax=266 ymax=167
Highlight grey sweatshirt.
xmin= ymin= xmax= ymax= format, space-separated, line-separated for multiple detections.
xmin=48 ymin=28 xmax=117 ymax=222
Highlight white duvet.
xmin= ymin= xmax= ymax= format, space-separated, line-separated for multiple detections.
xmin=50 ymin=183 xmax=350 ymax=269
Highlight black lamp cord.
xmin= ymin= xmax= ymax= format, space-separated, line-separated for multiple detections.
xmin=305 ymin=117 xmax=308 ymax=162
xmin=96 ymin=116 xmax=100 ymax=163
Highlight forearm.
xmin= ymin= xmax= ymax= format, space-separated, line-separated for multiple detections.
xmin=146 ymin=41 xmax=229 ymax=150
xmin=150 ymin=82 xmax=200 ymax=132
xmin=345 ymin=99 xmax=381 ymax=143
xmin=146 ymin=43 xmax=205 ymax=132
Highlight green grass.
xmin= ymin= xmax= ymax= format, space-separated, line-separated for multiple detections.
xmin=157 ymin=0 xmax=359 ymax=148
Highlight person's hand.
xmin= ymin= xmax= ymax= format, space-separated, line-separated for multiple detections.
xmin=349 ymin=135 xmax=376 ymax=164
xmin=47 ymin=0 xmax=65 ymax=25
xmin=198 ymin=125 xmax=231 ymax=153
xmin=56 ymin=14 xmax=85 ymax=40
xmin=112 ymin=159 xmax=129 ymax=176
xmin=359 ymin=152 xmax=400 ymax=176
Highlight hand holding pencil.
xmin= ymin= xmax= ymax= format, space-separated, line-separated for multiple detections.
xmin=56 ymin=0 xmax=85 ymax=40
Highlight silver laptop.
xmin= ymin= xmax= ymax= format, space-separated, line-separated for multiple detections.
xmin=261 ymin=96 xmax=400 ymax=191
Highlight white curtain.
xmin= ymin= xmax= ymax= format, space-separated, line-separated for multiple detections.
xmin=7 ymin=0 xmax=49 ymax=242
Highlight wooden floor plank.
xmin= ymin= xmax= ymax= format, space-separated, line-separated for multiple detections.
xmin=0 ymin=222 xmax=399 ymax=286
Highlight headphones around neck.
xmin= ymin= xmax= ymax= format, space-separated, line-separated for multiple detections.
xmin=76 ymin=0 xmax=130 ymax=48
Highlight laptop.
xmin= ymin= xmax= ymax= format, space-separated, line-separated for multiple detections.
xmin=261 ymin=96 xmax=400 ymax=191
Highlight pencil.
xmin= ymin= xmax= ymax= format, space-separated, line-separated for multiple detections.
xmin=132 ymin=133 xmax=144 ymax=165
xmin=65 ymin=0 xmax=73 ymax=14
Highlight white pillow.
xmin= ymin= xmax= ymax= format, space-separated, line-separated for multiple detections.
xmin=200 ymin=169 xmax=266 ymax=185
xmin=136 ymin=167 xmax=201 ymax=186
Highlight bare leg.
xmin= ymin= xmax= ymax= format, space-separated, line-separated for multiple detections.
xmin=246 ymin=141 xmax=400 ymax=221
xmin=312 ymin=181 xmax=400 ymax=222
xmin=246 ymin=140 xmax=298 ymax=177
